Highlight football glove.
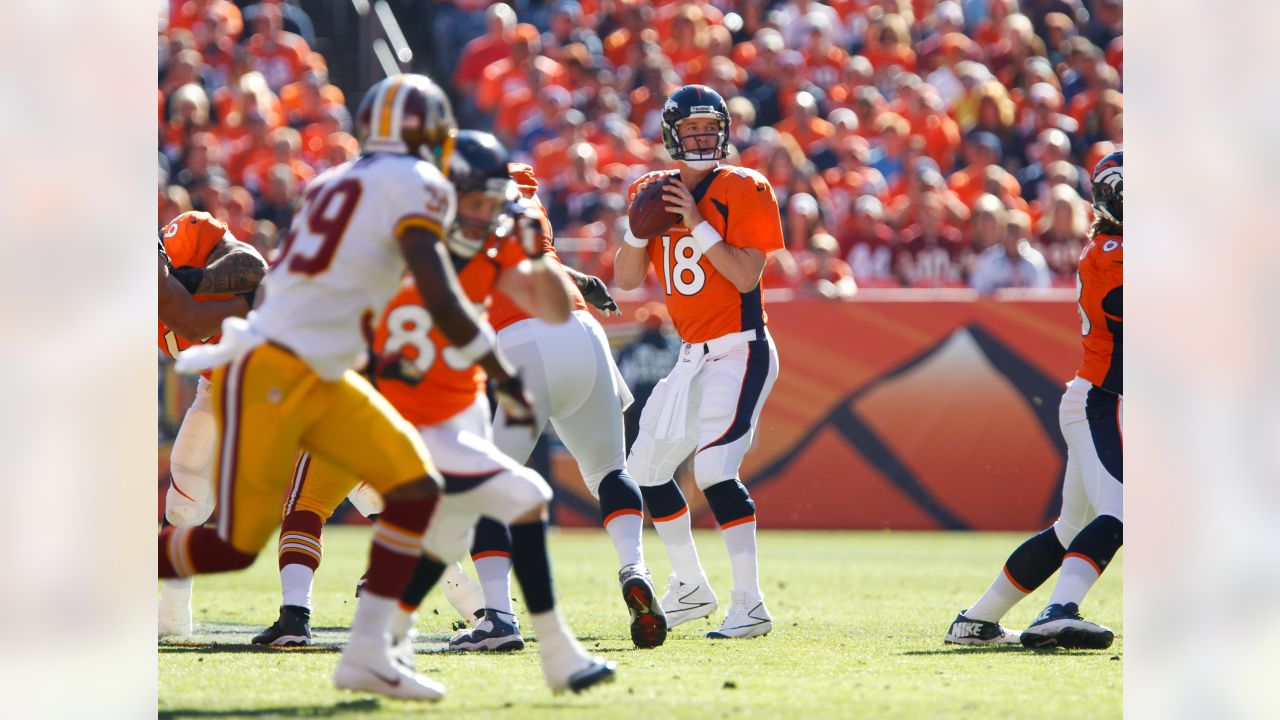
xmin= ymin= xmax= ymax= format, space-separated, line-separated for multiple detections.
xmin=171 ymin=266 xmax=204 ymax=295
xmin=494 ymin=375 xmax=537 ymax=429
xmin=577 ymin=274 xmax=621 ymax=317
xmin=372 ymin=349 xmax=424 ymax=386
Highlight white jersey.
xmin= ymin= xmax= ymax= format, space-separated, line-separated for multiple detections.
xmin=253 ymin=154 xmax=456 ymax=380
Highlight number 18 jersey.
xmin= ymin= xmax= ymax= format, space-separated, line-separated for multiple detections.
xmin=627 ymin=165 xmax=785 ymax=343
xmin=253 ymin=153 xmax=456 ymax=380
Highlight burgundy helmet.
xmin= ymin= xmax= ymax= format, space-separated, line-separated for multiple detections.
xmin=356 ymin=74 xmax=457 ymax=172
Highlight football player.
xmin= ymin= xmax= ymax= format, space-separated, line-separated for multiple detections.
xmin=157 ymin=211 xmax=266 ymax=638
xmin=944 ymin=150 xmax=1123 ymax=649
xmin=160 ymin=74 xmax=537 ymax=701
xmin=450 ymin=161 xmax=667 ymax=652
xmin=250 ymin=131 xmax=616 ymax=694
xmin=613 ymin=85 xmax=785 ymax=639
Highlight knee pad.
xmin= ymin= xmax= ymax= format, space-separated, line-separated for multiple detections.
xmin=597 ymin=469 xmax=643 ymax=524
xmin=347 ymin=482 xmax=385 ymax=518
xmin=470 ymin=517 xmax=512 ymax=557
xmin=639 ymin=480 xmax=687 ymax=522
xmin=702 ymin=479 xmax=756 ymax=527
xmin=1065 ymin=514 xmax=1124 ymax=573
xmin=1004 ymin=527 xmax=1067 ymax=593
xmin=165 ymin=469 xmax=214 ymax=528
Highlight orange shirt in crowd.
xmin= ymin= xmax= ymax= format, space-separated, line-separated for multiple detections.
xmin=279 ymin=80 xmax=344 ymax=125
xmin=168 ymin=0 xmax=243 ymax=39
xmin=246 ymin=32 xmax=312 ymax=89
xmin=453 ymin=33 xmax=512 ymax=91
xmin=775 ymin=115 xmax=837 ymax=156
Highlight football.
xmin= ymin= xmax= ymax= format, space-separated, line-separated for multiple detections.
xmin=628 ymin=174 xmax=682 ymax=239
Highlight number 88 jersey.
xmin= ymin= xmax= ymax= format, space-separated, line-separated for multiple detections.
xmin=253 ymin=153 xmax=456 ymax=380
xmin=372 ymin=235 xmax=526 ymax=426
xmin=628 ymin=165 xmax=785 ymax=343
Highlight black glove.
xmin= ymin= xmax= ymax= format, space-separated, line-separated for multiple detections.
xmin=171 ymin=266 xmax=204 ymax=294
xmin=577 ymin=274 xmax=621 ymax=316
xmin=493 ymin=374 xmax=536 ymax=429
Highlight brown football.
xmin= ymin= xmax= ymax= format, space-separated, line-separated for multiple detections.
xmin=628 ymin=175 xmax=681 ymax=239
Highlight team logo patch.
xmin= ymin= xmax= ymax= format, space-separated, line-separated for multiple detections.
xmin=1094 ymin=165 xmax=1122 ymax=192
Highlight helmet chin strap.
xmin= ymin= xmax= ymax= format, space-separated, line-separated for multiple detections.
xmin=683 ymin=159 xmax=717 ymax=171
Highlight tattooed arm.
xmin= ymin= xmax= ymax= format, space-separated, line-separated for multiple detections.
xmin=171 ymin=234 xmax=267 ymax=296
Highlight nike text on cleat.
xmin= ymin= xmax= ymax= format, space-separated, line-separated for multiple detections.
xmin=252 ymin=605 xmax=312 ymax=647
xmin=659 ymin=573 xmax=718 ymax=628
xmin=943 ymin=611 xmax=1021 ymax=646
xmin=447 ymin=609 xmax=525 ymax=652
xmin=333 ymin=636 xmax=445 ymax=701
xmin=619 ymin=564 xmax=667 ymax=649
xmin=705 ymin=591 xmax=772 ymax=639
xmin=1020 ymin=603 xmax=1115 ymax=649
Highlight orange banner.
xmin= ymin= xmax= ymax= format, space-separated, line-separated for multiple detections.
xmin=548 ymin=291 xmax=1081 ymax=531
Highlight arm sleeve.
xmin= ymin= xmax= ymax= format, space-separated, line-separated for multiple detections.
xmin=726 ymin=170 xmax=785 ymax=254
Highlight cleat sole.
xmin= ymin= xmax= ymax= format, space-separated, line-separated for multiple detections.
xmin=623 ymin=578 xmax=668 ymax=649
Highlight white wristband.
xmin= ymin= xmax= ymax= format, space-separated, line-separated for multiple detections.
xmin=445 ymin=325 xmax=494 ymax=368
xmin=623 ymin=227 xmax=649 ymax=248
xmin=690 ymin=221 xmax=723 ymax=254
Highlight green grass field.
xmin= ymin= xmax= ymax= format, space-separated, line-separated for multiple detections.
xmin=159 ymin=527 xmax=1121 ymax=719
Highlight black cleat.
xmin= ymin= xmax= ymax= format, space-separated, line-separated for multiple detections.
xmin=1021 ymin=603 xmax=1115 ymax=649
xmin=252 ymin=605 xmax=312 ymax=647
xmin=619 ymin=564 xmax=667 ymax=649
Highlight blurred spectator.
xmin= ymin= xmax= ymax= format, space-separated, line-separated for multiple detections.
xmin=1085 ymin=0 xmax=1123 ymax=49
xmin=168 ymin=0 xmax=244 ymax=41
xmin=160 ymin=185 xmax=193 ymax=227
xmin=616 ymin=302 xmax=680 ymax=452
xmin=776 ymin=91 xmax=835 ymax=157
xmin=477 ymin=24 xmax=566 ymax=120
xmin=163 ymin=83 xmax=212 ymax=163
xmin=173 ymin=131 xmax=228 ymax=191
xmin=841 ymin=196 xmax=900 ymax=288
xmin=948 ymin=131 xmax=1021 ymax=208
xmin=1034 ymin=183 xmax=1089 ymax=283
xmin=896 ymin=191 xmax=967 ymax=288
xmin=221 ymin=185 xmax=258 ymax=243
xmin=1018 ymin=127 xmax=1087 ymax=205
xmin=547 ymin=142 xmax=607 ymax=230
xmin=453 ymin=4 xmax=516 ymax=124
xmin=799 ymin=233 xmax=858 ymax=300
xmin=253 ymin=163 xmax=299 ymax=229
xmin=970 ymin=208 xmax=1051 ymax=293
xmin=242 ymin=0 xmax=316 ymax=47
xmin=244 ymin=2 xmax=311 ymax=91
xmin=279 ymin=68 xmax=343 ymax=128
xmin=784 ymin=193 xmax=826 ymax=251
xmin=242 ymin=126 xmax=314 ymax=194
xmin=249 ymin=219 xmax=280 ymax=262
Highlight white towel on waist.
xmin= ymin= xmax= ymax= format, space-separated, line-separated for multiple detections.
xmin=652 ymin=344 xmax=705 ymax=440
xmin=174 ymin=315 xmax=266 ymax=375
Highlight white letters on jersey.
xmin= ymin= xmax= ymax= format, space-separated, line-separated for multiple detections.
xmin=251 ymin=154 xmax=457 ymax=380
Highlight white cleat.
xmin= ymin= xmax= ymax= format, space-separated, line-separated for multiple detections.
xmin=539 ymin=635 xmax=616 ymax=695
xmin=158 ymin=578 xmax=194 ymax=639
xmin=334 ymin=635 xmax=445 ymax=701
xmin=659 ymin=573 xmax=718 ymax=628
xmin=705 ymin=591 xmax=772 ymax=639
xmin=390 ymin=627 xmax=418 ymax=671
xmin=441 ymin=563 xmax=486 ymax=627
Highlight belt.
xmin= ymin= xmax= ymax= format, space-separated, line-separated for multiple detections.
xmin=691 ymin=327 xmax=766 ymax=357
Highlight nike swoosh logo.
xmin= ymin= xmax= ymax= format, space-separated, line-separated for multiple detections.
xmin=675 ymin=588 xmax=712 ymax=608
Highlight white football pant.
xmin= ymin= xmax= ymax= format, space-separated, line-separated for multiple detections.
xmin=1052 ymin=376 xmax=1124 ymax=546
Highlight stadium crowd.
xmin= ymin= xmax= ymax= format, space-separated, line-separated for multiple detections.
xmin=159 ymin=0 xmax=1121 ymax=296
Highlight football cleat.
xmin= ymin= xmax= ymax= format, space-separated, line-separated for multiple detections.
xmin=447 ymin=609 xmax=525 ymax=652
xmin=539 ymin=637 xmax=617 ymax=695
xmin=943 ymin=611 xmax=1022 ymax=646
xmin=705 ymin=591 xmax=772 ymax=639
xmin=333 ymin=635 xmax=445 ymax=701
xmin=391 ymin=627 xmax=418 ymax=672
xmin=441 ymin=563 xmax=486 ymax=626
xmin=252 ymin=605 xmax=313 ymax=647
xmin=660 ymin=573 xmax=718 ymax=628
xmin=1020 ymin=603 xmax=1115 ymax=649
xmin=158 ymin=579 xmax=194 ymax=639
xmin=619 ymin=564 xmax=667 ymax=649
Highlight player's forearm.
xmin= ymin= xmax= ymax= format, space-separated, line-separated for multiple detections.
xmin=704 ymin=242 xmax=765 ymax=293
xmin=162 ymin=293 xmax=248 ymax=340
xmin=195 ymin=249 xmax=267 ymax=295
xmin=613 ymin=243 xmax=649 ymax=290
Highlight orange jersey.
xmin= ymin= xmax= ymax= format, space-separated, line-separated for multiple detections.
xmin=1075 ymin=233 xmax=1123 ymax=395
xmin=628 ymin=165 xmax=785 ymax=343
xmin=487 ymin=163 xmax=588 ymax=332
xmin=373 ymin=236 xmax=527 ymax=426
xmin=158 ymin=211 xmax=235 ymax=359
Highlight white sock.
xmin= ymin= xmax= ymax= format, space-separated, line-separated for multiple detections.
xmin=388 ymin=606 xmax=416 ymax=644
xmin=160 ymin=577 xmax=193 ymax=604
xmin=473 ymin=555 xmax=514 ymax=614
xmin=653 ymin=512 xmax=706 ymax=584
xmin=721 ymin=520 xmax=761 ymax=598
xmin=280 ymin=564 xmax=314 ymax=610
xmin=965 ymin=569 xmax=1028 ymax=623
xmin=604 ymin=512 xmax=644 ymax=569
xmin=349 ymin=592 xmax=396 ymax=643
xmin=529 ymin=607 xmax=575 ymax=654
xmin=1048 ymin=556 xmax=1101 ymax=608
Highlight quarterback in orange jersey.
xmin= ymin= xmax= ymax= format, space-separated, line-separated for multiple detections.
xmin=250 ymin=132 xmax=616 ymax=693
xmin=156 ymin=210 xmax=266 ymax=640
xmin=946 ymin=150 xmax=1123 ymax=651
xmin=614 ymin=85 xmax=785 ymax=640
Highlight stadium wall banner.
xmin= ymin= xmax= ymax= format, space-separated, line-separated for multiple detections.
xmin=158 ymin=293 xmax=1081 ymax=531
